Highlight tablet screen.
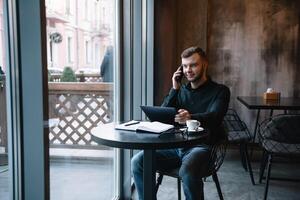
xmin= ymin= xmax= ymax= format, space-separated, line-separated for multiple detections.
xmin=140 ymin=106 xmax=177 ymax=124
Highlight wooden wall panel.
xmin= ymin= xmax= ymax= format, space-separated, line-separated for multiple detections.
xmin=154 ymin=0 xmax=177 ymax=105
xmin=154 ymin=0 xmax=208 ymax=105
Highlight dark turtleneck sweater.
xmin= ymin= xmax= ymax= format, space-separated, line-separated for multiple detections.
xmin=162 ymin=78 xmax=230 ymax=144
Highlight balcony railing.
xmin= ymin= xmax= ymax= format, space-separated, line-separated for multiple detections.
xmin=49 ymin=82 xmax=113 ymax=149
xmin=0 ymin=76 xmax=114 ymax=153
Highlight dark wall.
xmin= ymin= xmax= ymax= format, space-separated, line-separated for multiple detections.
xmin=208 ymin=0 xmax=300 ymax=126
xmin=154 ymin=0 xmax=300 ymax=129
xmin=154 ymin=0 xmax=177 ymax=105
xmin=154 ymin=0 xmax=208 ymax=105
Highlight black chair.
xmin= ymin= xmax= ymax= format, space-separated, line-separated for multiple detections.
xmin=155 ymin=142 xmax=227 ymax=200
xmin=258 ymin=114 xmax=300 ymax=200
xmin=223 ymin=108 xmax=255 ymax=185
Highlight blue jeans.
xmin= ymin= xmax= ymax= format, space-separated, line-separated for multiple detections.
xmin=131 ymin=145 xmax=211 ymax=200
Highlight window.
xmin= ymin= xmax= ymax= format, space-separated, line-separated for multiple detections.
xmin=46 ymin=0 xmax=117 ymax=199
xmin=84 ymin=0 xmax=88 ymax=20
xmin=65 ymin=0 xmax=70 ymax=15
xmin=85 ymin=40 xmax=91 ymax=64
xmin=1 ymin=0 xmax=155 ymax=199
xmin=67 ymin=36 xmax=73 ymax=63
xmin=102 ymin=7 xmax=106 ymax=25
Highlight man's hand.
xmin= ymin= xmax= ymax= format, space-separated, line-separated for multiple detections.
xmin=172 ymin=66 xmax=183 ymax=90
xmin=175 ymin=109 xmax=191 ymax=124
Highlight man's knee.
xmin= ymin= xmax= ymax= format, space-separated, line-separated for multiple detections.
xmin=131 ymin=151 xmax=143 ymax=173
xmin=178 ymin=149 xmax=210 ymax=181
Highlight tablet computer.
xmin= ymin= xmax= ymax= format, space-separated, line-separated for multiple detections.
xmin=140 ymin=106 xmax=177 ymax=124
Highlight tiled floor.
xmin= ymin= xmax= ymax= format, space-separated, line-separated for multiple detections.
xmin=1 ymin=148 xmax=300 ymax=200
xmin=147 ymin=149 xmax=300 ymax=200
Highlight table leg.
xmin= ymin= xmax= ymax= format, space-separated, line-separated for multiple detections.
xmin=253 ymin=109 xmax=261 ymax=143
xmin=250 ymin=109 xmax=261 ymax=158
xmin=143 ymin=149 xmax=156 ymax=200
xmin=269 ymin=109 xmax=273 ymax=117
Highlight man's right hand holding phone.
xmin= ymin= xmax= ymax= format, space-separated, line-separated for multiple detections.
xmin=172 ymin=65 xmax=183 ymax=90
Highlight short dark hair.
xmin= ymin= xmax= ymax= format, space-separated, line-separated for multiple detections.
xmin=181 ymin=46 xmax=207 ymax=60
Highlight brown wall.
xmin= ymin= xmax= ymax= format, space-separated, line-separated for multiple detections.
xmin=154 ymin=0 xmax=177 ymax=105
xmin=154 ymin=0 xmax=300 ymax=130
xmin=154 ymin=0 xmax=208 ymax=105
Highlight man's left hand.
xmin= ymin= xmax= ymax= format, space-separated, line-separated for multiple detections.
xmin=175 ymin=109 xmax=191 ymax=124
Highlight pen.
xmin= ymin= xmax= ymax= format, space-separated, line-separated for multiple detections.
xmin=124 ymin=121 xmax=140 ymax=126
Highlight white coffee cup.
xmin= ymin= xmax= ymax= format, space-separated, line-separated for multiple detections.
xmin=186 ymin=120 xmax=201 ymax=131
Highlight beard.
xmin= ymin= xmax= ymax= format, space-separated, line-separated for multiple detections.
xmin=186 ymin=67 xmax=205 ymax=83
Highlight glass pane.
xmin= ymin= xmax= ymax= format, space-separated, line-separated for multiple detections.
xmin=0 ymin=0 xmax=9 ymax=199
xmin=46 ymin=0 xmax=116 ymax=199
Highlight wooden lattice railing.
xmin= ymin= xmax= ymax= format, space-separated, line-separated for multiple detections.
xmin=48 ymin=82 xmax=113 ymax=149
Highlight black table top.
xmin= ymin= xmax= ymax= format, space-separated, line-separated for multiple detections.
xmin=91 ymin=123 xmax=209 ymax=150
xmin=237 ymin=96 xmax=300 ymax=110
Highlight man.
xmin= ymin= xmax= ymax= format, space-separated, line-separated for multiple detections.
xmin=100 ymin=45 xmax=114 ymax=82
xmin=131 ymin=46 xmax=230 ymax=200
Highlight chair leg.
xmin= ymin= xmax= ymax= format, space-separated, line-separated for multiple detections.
xmin=177 ymin=178 xmax=181 ymax=200
xmin=264 ymin=154 xmax=273 ymax=200
xmin=239 ymin=144 xmax=248 ymax=171
xmin=156 ymin=173 xmax=164 ymax=194
xmin=259 ymin=150 xmax=268 ymax=183
xmin=212 ymin=172 xmax=224 ymax=200
xmin=244 ymin=144 xmax=255 ymax=185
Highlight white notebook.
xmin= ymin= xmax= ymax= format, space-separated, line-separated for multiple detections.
xmin=115 ymin=120 xmax=174 ymax=133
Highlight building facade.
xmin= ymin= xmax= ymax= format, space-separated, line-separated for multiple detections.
xmin=46 ymin=0 xmax=114 ymax=73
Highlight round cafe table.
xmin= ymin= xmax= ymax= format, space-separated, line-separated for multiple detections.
xmin=91 ymin=123 xmax=209 ymax=200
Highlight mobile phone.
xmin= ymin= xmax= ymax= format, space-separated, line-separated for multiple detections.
xmin=176 ymin=65 xmax=183 ymax=82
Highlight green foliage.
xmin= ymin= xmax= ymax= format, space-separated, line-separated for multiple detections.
xmin=61 ymin=67 xmax=77 ymax=82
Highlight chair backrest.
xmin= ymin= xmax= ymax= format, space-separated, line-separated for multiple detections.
xmin=223 ymin=108 xmax=252 ymax=141
xmin=259 ymin=114 xmax=300 ymax=144
xmin=207 ymin=141 xmax=227 ymax=175
xmin=223 ymin=109 xmax=247 ymax=131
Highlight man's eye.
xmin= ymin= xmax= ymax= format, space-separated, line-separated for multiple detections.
xmin=191 ymin=64 xmax=197 ymax=67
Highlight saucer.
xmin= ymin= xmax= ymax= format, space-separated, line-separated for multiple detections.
xmin=188 ymin=127 xmax=204 ymax=132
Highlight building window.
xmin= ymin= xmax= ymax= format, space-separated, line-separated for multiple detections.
xmin=65 ymin=0 xmax=70 ymax=15
xmin=85 ymin=40 xmax=91 ymax=64
xmin=84 ymin=0 xmax=88 ymax=20
xmin=67 ymin=36 xmax=73 ymax=63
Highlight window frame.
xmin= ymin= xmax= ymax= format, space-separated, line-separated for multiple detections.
xmin=6 ymin=0 xmax=49 ymax=199
xmin=117 ymin=0 xmax=154 ymax=198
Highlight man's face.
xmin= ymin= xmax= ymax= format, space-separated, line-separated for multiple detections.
xmin=181 ymin=53 xmax=207 ymax=83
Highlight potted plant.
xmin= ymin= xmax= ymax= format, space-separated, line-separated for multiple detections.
xmin=61 ymin=66 xmax=77 ymax=82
